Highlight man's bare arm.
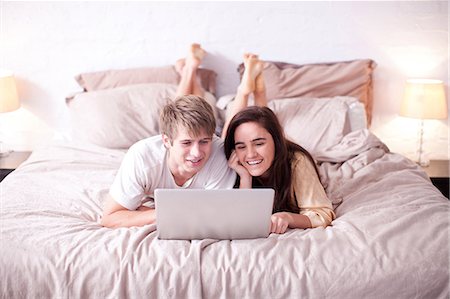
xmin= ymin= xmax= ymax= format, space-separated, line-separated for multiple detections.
xmin=100 ymin=194 xmax=156 ymax=228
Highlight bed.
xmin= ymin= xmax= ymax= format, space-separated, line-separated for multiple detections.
xmin=1 ymin=61 xmax=449 ymax=298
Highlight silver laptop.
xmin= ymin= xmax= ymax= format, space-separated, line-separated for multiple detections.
xmin=155 ymin=188 xmax=275 ymax=240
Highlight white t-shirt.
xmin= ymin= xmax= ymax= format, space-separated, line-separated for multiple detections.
xmin=110 ymin=135 xmax=237 ymax=210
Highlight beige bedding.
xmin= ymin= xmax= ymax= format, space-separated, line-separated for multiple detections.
xmin=1 ymin=129 xmax=448 ymax=298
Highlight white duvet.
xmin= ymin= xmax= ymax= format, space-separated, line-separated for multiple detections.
xmin=1 ymin=129 xmax=448 ymax=298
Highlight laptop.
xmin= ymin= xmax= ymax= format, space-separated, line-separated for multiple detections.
xmin=155 ymin=188 xmax=275 ymax=240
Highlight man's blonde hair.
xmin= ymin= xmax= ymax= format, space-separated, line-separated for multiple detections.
xmin=160 ymin=95 xmax=216 ymax=140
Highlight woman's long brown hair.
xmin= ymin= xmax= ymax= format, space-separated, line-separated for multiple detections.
xmin=224 ymin=106 xmax=319 ymax=214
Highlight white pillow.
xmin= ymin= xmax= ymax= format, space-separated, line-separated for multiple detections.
xmin=268 ymin=96 xmax=363 ymax=155
xmin=67 ymin=83 xmax=217 ymax=149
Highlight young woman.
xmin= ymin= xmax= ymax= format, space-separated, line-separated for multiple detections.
xmin=223 ymin=54 xmax=335 ymax=234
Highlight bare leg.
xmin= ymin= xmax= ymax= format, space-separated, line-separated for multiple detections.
xmin=190 ymin=44 xmax=206 ymax=96
xmin=176 ymin=43 xmax=206 ymax=97
xmin=254 ymin=65 xmax=268 ymax=107
xmin=221 ymin=53 xmax=264 ymax=138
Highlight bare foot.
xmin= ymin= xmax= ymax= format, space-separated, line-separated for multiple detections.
xmin=175 ymin=43 xmax=207 ymax=97
xmin=239 ymin=53 xmax=264 ymax=95
xmin=185 ymin=43 xmax=206 ymax=70
xmin=175 ymin=43 xmax=206 ymax=75
xmin=175 ymin=58 xmax=186 ymax=75
xmin=191 ymin=43 xmax=206 ymax=61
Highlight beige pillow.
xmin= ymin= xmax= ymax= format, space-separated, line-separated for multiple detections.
xmin=268 ymin=96 xmax=358 ymax=155
xmin=67 ymin=83 xmax=217 ymax=149
xmin=75 ymin=66 xmax=217 ymax=95
xmin=238 ymin=59 xmax=376 ymax=124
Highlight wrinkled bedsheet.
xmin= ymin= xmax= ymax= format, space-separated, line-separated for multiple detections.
xmin=1 ymin=129 xmax=448 ymax=298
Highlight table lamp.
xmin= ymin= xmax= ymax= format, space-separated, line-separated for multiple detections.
xmin=0 ymin=72 xmax=20 ymax=157
xmin=399 ymin=79 xmax=447 ymax=167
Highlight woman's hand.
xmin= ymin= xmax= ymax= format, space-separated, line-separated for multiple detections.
xmin=270 ymin=212 xmax=294 ymax=234
xmin=228 ymin=150 xmax=252 ymax=188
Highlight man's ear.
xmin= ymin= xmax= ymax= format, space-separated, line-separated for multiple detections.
xmin=162 ymin=134 xmax=172 ymax=149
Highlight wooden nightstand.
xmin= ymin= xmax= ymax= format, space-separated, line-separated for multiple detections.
xmin=422 ymin=160 xmax=449 ymax=199
xmin=0 ymin=151 xmax=32 ymax=182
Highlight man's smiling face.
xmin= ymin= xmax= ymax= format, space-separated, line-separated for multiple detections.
xmin=163 ymin=125 xmax=213 ymax=184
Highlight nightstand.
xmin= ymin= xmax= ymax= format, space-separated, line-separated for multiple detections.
xmin=0 ymin=151 xmax=32 ymax=182
xmin=422 ymin=160 xmax=449 ymax=199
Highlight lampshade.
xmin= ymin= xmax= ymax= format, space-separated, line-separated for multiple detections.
xmin=0 ymin=72 xmax=20 ymax=113
xmin=400 ymin=79 xmax=447 ymax=120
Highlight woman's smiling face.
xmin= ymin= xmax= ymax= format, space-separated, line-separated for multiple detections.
xmin=233 ymin=121 xmax=275 ymax=178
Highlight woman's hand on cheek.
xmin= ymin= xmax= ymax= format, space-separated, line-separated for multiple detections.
xmin=270 ymin=212 xmax=293 ymax=234
xmin=228 ymin=150 xmax=252 ymax=187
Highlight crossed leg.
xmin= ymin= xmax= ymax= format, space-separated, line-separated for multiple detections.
xmin=221 ymin=53 xmax=267 ymax=138
xmin=175 ymin=43 xmax=206 ymax=97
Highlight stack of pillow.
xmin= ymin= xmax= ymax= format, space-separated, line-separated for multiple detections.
xmin=67 ymin=59 xmax=375 ymax=154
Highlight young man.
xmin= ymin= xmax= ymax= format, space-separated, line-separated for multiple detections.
xmin=101 ymin=44 xmax=236 ymax=228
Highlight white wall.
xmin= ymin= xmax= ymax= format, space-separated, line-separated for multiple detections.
xmin=1 ymin=1 xmax=448 ymax=160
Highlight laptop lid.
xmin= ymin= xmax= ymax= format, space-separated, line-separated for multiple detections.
xmin=155 ymin=188 xmax=275 ymax=240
